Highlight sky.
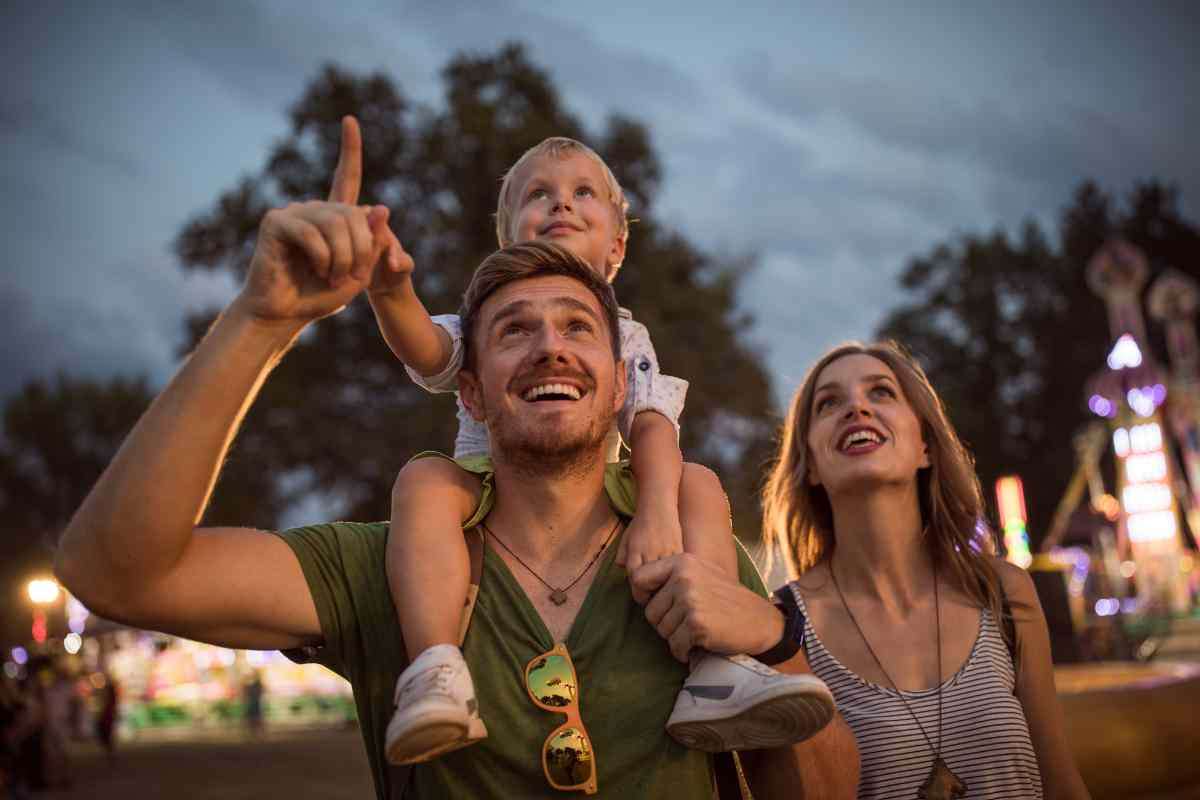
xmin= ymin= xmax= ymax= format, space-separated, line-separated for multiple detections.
xmin=3 ymin=0 xmax=1198 ymax=410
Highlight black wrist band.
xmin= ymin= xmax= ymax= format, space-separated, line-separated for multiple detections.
xmin=753 ymin=586 xmax=806 ymax=666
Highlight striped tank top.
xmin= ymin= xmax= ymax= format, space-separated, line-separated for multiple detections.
xmin=785 ymin=585 xmax=1043 ymax=799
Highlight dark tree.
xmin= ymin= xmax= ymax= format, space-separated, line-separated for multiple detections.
xmin=175 ymin=44 xmax=775 ymax=538
xmin=0 ymin=376 xmax=151 ymax=643
xmin=878 ymin=181 xmax=1200 ymax=545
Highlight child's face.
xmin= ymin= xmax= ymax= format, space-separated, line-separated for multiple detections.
xmin=510 ymin=152 xmax=626 ymax=281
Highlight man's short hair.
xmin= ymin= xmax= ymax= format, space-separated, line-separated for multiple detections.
xmin=459 ymin=240 xmax=622 ymax=371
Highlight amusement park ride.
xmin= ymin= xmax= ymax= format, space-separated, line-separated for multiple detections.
xmin=1000 ymin=240 xmax=1199 ymax=658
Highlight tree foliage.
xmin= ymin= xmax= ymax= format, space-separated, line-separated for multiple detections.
xmin=175 ymin=44 xmax=775 ymax=536
xmin=0 ymin=375 xmax=152 ymax=643
xmin=878 ymin=182 xmax=1200 ymax=544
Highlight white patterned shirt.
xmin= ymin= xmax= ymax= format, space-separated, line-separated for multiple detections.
xmin=406 ymin=308 xmax=689 ymax=461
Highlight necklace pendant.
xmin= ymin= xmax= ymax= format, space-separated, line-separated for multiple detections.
xmin=918 ymin=756 xmax=966 ymax=799
xmin=549 ymin=589 xmax=569 ymax=606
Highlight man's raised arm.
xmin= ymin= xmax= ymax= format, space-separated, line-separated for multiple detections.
xmin=55 ymin=117 xmax=394 ymax=650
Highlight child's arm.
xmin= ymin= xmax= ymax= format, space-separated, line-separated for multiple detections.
xmin=366 ymin=245 xmax=454 ymax=378
xmin=619 ymin=410 xmax=686 ymax=578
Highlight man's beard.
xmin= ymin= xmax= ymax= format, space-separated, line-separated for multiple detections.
xmin=483 ymin=387 xmax=616 ymax=479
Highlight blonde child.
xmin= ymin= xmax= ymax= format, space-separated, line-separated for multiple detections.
xmin=368 ymin=138 xmax=832 ymax=765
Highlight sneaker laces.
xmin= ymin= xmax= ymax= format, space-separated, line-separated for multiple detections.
xmin=395 ymin=664 xmax=456 ymax=705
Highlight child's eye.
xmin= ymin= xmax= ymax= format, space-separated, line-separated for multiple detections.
xmin=815 ymin=395 xmax=837 ymax=412
xmin=575 ymin=186 xmax=596 ymax=198
xmin=526 ymin=188 xmax=547 ymax=202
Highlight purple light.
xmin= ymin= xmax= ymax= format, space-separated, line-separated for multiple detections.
xmin=1150 ymin=383 xmax=1167 ymax=405
xmin=1128 ymin=387 xmax=1157 ymax=417
xmin=1094 ymin=598 xmax=1120 ymax=616
xmin=1088 ymin=394 xmax=1115 ymax=418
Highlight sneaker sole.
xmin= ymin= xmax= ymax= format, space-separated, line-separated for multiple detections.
xmin=666 ymin=688 xmax=835 ymax=752
xmin=386 ymin=715 xmax=489 ymax=766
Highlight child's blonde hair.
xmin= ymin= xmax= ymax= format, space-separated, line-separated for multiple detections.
xmin=495 ymin=137 xmax=630 ymax=279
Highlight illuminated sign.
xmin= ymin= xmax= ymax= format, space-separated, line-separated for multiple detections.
xmin=1112 ymin=421 xmax=1178 ymax=543
xmin=995 ymin=476 xmax=1033 ymax=568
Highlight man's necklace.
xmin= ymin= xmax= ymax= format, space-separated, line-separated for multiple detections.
xmin=481 ymin=517 xmax=623 ymax=606
xmin=830 ymin=560 xmax=968 ymax=800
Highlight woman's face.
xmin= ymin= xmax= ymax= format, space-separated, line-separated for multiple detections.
xmin=804 ymin=353 xmax=930 ymax=496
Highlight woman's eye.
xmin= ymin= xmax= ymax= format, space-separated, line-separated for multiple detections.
xmin=872 ymin=385 xmax=896 ymax=399
xmin=815 ymin=396 xmax=836 ymax=412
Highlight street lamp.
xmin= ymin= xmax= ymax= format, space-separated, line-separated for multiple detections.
xmin=27 ymin=577 xmax=61 ymax=644
xmin=28 ymin=578 xmax=60 ymax=605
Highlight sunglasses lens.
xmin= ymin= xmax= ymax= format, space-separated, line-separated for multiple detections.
xmin=527 ymin=654 xmax=576 ymax=708
xmin=544 ymin=727 xmax=593 ymax=788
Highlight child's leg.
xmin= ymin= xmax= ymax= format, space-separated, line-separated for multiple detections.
xmin=386 ymin=456 xmax=481 ymax=661
xmin=668 ymin=462 xmax=835 ymax=753
xmin=677 ymin=462 xmax=738 ymax=579
xmin=384 ymin=456 xmax=484 ymax=766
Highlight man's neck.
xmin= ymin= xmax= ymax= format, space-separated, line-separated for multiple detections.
xmin=486 ymin=451 xmax=617 ymax=567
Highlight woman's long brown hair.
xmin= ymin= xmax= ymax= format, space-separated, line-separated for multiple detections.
xmin=761 ymin=340 xmax=1010 ymax=636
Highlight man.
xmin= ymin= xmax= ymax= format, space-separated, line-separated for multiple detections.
xmin=55 ymin=117 xmax=858 ymax=798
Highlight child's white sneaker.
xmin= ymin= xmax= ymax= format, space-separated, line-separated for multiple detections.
xmin=666 ymin=653 xmax=834 ymax=752
xmin=384 ymin=644 xmax=488 ymax=765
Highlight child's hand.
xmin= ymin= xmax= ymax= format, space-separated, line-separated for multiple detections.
xmin=617 ymin=506 xmax=684 ymax=604
xmin=365 ymin=215 xmax=415 ymax=298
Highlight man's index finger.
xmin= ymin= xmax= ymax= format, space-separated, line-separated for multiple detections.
xmin=328 ymin=115 xmax=362 ymax=204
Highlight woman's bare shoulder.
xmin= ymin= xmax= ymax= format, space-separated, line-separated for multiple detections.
xmin=987 ymin=555 xmax=1039 ymax=607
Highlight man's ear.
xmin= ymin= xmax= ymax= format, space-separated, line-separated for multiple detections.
xmin=613 ymin=359 xmax=627 ymax=413
xmin=458 ymin=370 xmax=487 ymax=422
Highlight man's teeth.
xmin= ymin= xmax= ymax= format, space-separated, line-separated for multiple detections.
xmin=522 ymin=383 xmax=582 ymax=401
xmin=842 ymin=430 xmax=882 ymax=450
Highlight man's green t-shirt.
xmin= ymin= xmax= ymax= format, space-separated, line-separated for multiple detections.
xmin=277 ymin=459 xmax=767 ymax=799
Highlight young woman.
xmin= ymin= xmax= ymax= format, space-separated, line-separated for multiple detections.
xmin=762 ymin=341 xmax=1090 ymax=799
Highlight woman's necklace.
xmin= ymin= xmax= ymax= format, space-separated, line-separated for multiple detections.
xmin=481 ymin=517 xmax=622 ymax=606
xmin=830 ymin=559 xmax=968 ymax=800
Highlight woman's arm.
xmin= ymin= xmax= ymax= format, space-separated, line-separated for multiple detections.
xmin=996 ymin=560 xmax=1091 ymax=799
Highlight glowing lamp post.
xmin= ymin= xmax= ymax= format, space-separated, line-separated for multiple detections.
xmin=27 ymin=578 xmax=61 ymax=644
xmin=995 ymin=476 xmax=1033 ymax=569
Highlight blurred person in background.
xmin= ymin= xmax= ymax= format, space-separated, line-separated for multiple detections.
xmin=243 ymin=670 xmax=265 ymax=739
xmin=1 ymin=674 xmax=35 ymax=799
xmin=761 ymin=341 xmax=1089 ymax=799
xmin=94 ymin=672 xmax=119 ymax=764
xmin=36 ymin=663 xmax=73 ymax=790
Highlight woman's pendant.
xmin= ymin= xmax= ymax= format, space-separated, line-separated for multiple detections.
xmin=549 ymin=589 xmax=569 ymax=606
xmin=918 ymin=756 xmax=966 ymax=799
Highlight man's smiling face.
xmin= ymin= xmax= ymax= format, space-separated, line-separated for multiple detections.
xmin=459 ymin=274 xmax=626 ymax=475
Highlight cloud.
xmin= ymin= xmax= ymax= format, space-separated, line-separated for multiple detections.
xmin=393 ymin=0 xmax=707 ymax=118
xmin=731 ymin=45 xmax=1200 ymax=222
xmin=0 ymin=97 xmax=144 ymax=179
